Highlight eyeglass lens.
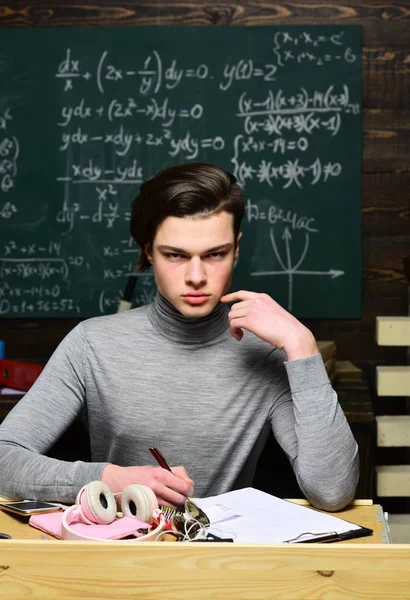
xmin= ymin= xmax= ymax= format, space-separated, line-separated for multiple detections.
xmin=170 ymin=500 xmax=210 ymax=539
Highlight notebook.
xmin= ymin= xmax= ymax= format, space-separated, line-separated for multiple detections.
xmin=195 ymin=488 xmax=373 ymax=543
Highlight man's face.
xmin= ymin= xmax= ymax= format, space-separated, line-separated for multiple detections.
xmin=146 ymin=211 xmax=241 ymax=317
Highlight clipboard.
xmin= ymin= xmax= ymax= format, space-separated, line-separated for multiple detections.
xmin=283 ymin=524 xmax=374 ymax=543
xmin=195 ymin=488 xmax=374 ymax=544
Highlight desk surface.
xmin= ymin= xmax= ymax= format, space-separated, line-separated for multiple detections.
xmin=0 ymin=500 xmax=387 ymax=543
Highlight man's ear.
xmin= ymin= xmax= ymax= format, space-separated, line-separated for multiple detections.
xmin=234 ymin=232 xmax=242 ymax=261
xmin=144 ymin=243 xmax=153 ymax=264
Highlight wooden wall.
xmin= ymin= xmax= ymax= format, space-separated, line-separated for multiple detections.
xmin=0 ymin=1 xmax=409 ymax=366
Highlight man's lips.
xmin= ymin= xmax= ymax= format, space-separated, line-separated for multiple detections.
xmin=182 ymin=294 xmax=210 ymax=305
xmin=182 ymin=293 xmax=210 ymax=297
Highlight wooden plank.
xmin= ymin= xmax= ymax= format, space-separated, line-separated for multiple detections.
xmin=377 ymin=465 xmax=410 ymax=496
xmin=364 ymin=109 xmax=410 ymax=130
xmin=362 ymin=172 xmax=410 ymax=238
xmin=0 ymin=2 xmax=410 ymax=46
xmin=377 ymin=416 xmax=410 ymax=447
xmin=364 ymin=237 xmax=409 ymax=294
xmin=376 ymin=316 xmax=410 ymax=346
xmin=363 ymin=293 xmax=408 ymax=317
xmin=363 ymin=110 xmax=410 ymax=172
xmin=3 ymin=540 xmax=410 ymax=600
xmin=287 ymin=498 xmax=373 ymax=506
xmin=336 ymin=360 xmax=362 ymax=381
xmin=363 ymin=49 xmax=410 ymax=110
xmin=377 ymin=366 xmax=410 ymax=396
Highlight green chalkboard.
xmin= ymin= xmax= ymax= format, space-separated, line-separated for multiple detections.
xmin=0 ymin=26 xmax=361 ymax=319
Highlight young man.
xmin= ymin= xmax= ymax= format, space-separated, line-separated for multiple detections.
xmin=0 ymin=163 xmax=358 ymax=510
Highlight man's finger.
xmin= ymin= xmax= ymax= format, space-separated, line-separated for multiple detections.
xmin=163 ymin=470 xmax=193 ymax=497
xmin=230 ymin=326 xmax=243 ymax=341
xmin=221 ymin=290 xmax=257 ymax=303
xmin=172 ymin=466 xmax=194 ymax=487
xmin=228 ymin=307 xmax=247 ymax=319
xmin=228 ymin=300 xmax=249 ymax=311
xmin=229 ymin=316 xmax=248 ymax=341
xmin=159 ymin=487 xmax=190 ymax=509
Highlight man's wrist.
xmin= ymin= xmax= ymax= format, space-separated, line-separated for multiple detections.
xmin=284 ymin=330 xmax=319 ymax=362
xmin=101 ymin=464 xmax=120 ymax=491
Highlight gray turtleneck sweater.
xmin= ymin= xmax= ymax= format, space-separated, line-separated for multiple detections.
xmin=0 ymin=294 xmax=358 ymax=509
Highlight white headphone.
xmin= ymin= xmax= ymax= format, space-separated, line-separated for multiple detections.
xmin=61 ymin=480 xmax=163 ymax=541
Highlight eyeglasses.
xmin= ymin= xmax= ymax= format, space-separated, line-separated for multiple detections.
xmin=159 ymin=499 xmax=210 ymax=540
xmin=170 ymin=499 xmax=210 ymax=539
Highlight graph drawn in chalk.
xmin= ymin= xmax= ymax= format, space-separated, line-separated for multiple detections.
xmin=251 ymin=227 xmax=344 ymax=311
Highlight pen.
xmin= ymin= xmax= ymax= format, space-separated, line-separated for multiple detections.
xmin=148 ymin=446 xmax=210 ymax=526
xmin=148 ymin=446 xmax=186 ymax=518
xmin=148 ymin=446 xmax=173 ymax=472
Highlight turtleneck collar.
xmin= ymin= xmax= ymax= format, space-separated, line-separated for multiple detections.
xmin=147 ymin=292 xmax=229 ymax=345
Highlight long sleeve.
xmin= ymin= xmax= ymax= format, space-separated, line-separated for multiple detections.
xmin=270 ymin=353 xmax=359 ymax=511
xmin=0 ymin=324 xmax=108 ymax=503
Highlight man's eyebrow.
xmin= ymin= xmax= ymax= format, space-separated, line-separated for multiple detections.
xmin=157 ymin=243 xmax=234 ymax=254
xmin=203 ymin=243 xmax=234 ymax=253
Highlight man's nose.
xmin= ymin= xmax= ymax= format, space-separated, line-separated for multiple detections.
xmin=185 ymin=257 xmax=207 ymax=286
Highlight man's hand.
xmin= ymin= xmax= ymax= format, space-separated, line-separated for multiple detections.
xmin=101 ymin=464 xmax=194 ymax=508
xmin=221 ymin=290 xmax=319 ymax=361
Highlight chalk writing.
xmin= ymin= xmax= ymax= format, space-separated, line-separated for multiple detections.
xmin=233 ymin=156 xmax=342 ymax=188
xmin=245 ymin=199 xmax=318 ymax=232
xmin=251 ymin=227 xmax=344 ymax=311
xmin=0 ymin=109 xmax=19 ymax=197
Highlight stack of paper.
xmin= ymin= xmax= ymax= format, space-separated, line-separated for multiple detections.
xmin=196 ymin=488 xmax=371 ymax=544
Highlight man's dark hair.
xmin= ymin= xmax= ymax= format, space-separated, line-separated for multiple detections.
xmin=130 ymin=162 xmax=244 ymax=271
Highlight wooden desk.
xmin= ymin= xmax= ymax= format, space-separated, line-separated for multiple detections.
xmin=2 ymin=503 xmax=410 ymax=600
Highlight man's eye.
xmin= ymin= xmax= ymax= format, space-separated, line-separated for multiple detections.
xmin=166 ymin=253 xmax=183 ymax=260
xmin=207 ymin=252 xmax=225 ymax=260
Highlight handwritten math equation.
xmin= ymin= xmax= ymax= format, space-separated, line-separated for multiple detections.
xmin=54 ymin=31 xmax=357 ymax=94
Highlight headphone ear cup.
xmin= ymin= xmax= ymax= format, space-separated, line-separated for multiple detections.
xmin=81 ymin=480 xmax=117 ymax=525
xmin=121 ymin=485 xmax=158 ymax=524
